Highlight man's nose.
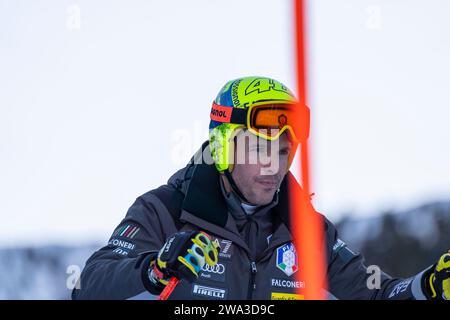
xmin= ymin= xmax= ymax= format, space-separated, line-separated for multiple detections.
xmin=259 ymin=155 xmax=281 ymax=176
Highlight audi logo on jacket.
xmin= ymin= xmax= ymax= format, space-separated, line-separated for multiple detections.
xmin=202 ymin=263 xmax=226 ymax=274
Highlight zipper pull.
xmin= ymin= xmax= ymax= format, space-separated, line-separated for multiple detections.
xmin=251 ymin=261 xmax=257 ymax=274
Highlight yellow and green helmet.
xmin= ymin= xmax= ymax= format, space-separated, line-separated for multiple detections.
xmin=208 ymin=76 xmax=310 ymax=173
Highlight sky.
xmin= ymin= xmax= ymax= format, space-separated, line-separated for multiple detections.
xmin=0 ymin=0 xmax=449 ymax=247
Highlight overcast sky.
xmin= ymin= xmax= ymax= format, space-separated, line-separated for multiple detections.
xmin=1 ymin=0 xmax=449 ymax=246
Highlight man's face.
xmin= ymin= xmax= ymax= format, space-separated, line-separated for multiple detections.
xmin=229 ymin=131 xmax=293 ymax=205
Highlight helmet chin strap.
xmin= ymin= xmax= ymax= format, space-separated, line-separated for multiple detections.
xmin=223 ymin=169 xmax=250 ymax=204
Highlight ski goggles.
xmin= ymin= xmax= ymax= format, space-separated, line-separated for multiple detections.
xmin=210 ymin=101 xmax=310 ymax=142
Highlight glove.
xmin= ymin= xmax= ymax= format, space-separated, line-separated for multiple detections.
xmin=426 ymin=251 xmax=450 ymax=300
xmin=148 ymin=231 xmax=220 ymax=288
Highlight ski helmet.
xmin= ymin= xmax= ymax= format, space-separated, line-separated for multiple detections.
xmin=208 ymin=76 xmax=310 ymax=173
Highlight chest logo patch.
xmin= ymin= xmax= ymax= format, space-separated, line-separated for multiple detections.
xmin=276 ymin=242 xmax=298 ymax=276
xmin=213 ymin=238 xmax=233 ymax=260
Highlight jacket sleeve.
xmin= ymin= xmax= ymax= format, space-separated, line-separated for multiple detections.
xmin=325 ymin=217 xmax=433 ymax=300
xmin=72 ymin=196 xmax=167 ymax=300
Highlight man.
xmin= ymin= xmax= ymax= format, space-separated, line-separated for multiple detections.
xmin=72 ymin=76 xmax=450 ymax=300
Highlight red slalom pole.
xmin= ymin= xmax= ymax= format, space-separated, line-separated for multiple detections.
xmin=292 ymin=0 xmax=328 ymax=300
xmin=158 ymin=277 xmax=179 ymax=300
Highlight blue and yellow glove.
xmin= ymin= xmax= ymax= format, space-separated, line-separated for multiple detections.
xmin=426 ymin=251 xmax=450 ymax=300
xmin=148 ymin=231 xmax=219 ymax=288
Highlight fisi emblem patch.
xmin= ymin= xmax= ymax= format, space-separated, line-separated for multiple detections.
xmin=276 ymin=242 xmax=298 ymax=276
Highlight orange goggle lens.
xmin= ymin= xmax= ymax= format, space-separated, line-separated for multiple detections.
xmin=248 ymin=104 xmax=309 ymax=142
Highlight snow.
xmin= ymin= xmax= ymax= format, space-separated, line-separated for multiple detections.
xmin=0 ymin=244 xmax=100 ymax=299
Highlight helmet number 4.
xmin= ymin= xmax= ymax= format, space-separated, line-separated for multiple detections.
xmin=245 ymin=78 xmax=288 ymax=95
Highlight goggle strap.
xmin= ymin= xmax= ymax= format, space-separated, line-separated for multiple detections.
xmin=230 ymin=108 xmax=247 ymax=125
xmin=210 ymin=103 xmax=247 ymax=125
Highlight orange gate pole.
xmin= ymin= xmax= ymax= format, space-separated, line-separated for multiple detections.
xmin=292 ymin=0 xmax=328 ymax=300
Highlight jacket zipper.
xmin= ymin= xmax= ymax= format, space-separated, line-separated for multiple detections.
xmin=247 ymin=261 xmax=257 ymax=300
xmin=246 ymin=240 xmax=291 ymax=299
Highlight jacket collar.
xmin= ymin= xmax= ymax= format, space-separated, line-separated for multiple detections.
xmin=176 ymin=141 xmax=305 ymax=233
xmin=219 ymin=175 xmax=280 ymax=222
xmin=181 ymin=161 xmax=230 ymax=227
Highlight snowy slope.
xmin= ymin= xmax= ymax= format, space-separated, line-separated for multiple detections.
xmin=0 ymin=244 xmax=100 ymax=299
xmin=335 ymin=201 xmax=450 ymax=276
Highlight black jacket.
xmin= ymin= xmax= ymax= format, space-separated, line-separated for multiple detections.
xmin=72 ymin=145 xmax=431 ymax=300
